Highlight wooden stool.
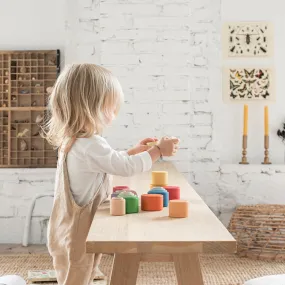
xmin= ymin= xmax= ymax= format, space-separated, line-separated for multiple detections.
xmin=141 ymin=194 xmax=163 ymax=211
xmin=169 ymin=200 xmax=188 ymax=218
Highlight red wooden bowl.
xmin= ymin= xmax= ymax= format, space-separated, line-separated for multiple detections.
xmin=113 ymin=185 xmax=129 ymax=193
xmin=164 ymin=186 xmax=180 ymax=200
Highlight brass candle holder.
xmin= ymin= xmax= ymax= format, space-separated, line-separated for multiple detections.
xmin=262 ymin=135 xmax=271 ymax=164
xmin=239 ymin=135 xmax=249 ymax=164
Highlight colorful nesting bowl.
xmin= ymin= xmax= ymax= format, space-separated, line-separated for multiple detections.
xmin=164 ymin=186 xmax=180 ymax=200
xmin=148 ymin=187 xmax=169 ymax=207
xmin=169 ymin=200 xmax=188 ymax=218
xmin=111 ymin=189 xmax=137 ymax=199
xmin=141 ymin=194 xmax=163 ymax=211
xmin=124 ymin=196 xmax=139 ymax=214
xmin=113 ymin=185 xmax=129 ymax=192
xmin=151 ymin=171 xmax=168 ymax=186
xmin=117 ymin=191 xmax=137 ymax=198
xmin=110 ymin=197 xmax=126 ymax=216
xmin=150 ymin=184 xmax=168 ymax=189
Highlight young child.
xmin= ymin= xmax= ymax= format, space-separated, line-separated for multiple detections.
xmin=44 ymin=64 xmax=179 ymax=285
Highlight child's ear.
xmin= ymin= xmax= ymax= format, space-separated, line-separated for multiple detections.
xmin=105 ymin=112 xmax=116 ymax=125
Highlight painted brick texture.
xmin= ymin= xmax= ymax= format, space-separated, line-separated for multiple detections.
xmin=1 ymin=0 xmax=285 ymax=244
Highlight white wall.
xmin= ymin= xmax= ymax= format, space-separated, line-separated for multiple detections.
xmin=0 ymin=0 xmax=285 ymax=244
xmin=0 ymin=0 xmax=65 ymax=54
xmin=0 ymin=0 xmax=65 ymax=243
xmin=219 ymin=0 xmax=285 ymax=164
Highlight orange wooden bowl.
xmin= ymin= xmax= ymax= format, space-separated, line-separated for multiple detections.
xmin=141 ymin=194 xmax=163 ymax=211
xmin=150 ymin=184 xmax=167 ymax=189
xmin=169 ymin=200 xmax=188 ymax=218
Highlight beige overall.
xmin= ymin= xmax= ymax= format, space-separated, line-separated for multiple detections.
xmin=47 ymin=139 xmax=111 ymax=285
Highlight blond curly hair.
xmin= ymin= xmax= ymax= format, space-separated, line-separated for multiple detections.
xmin=43 ymin=63 xmax=124 ymax=148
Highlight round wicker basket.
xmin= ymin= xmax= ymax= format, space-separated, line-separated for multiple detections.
xmin=228 ymin=204 xmax=285 ymax=261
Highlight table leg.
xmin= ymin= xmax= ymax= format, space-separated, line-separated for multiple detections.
xmin=173 ymin=253 xmax=203 ymax=285
xmin=109 ymin=253 xmax=141 ymax=285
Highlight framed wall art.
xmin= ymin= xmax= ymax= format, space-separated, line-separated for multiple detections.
xmin=222 ymin=22 xmax=273 ymax=58
xmin=222 ymin=67 xmax=275 ymax=103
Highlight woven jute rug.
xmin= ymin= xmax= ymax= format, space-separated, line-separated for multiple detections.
xmin=0 ymin=254 xmax=285 ymax=285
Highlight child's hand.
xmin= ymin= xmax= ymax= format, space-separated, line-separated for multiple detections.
xmin=157 ymin=137 xmax=179 ymax=157
xmin=127 ymin=137 xmax=158 ymax=155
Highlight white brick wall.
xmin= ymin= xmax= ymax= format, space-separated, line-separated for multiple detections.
xmin=76 ymin=0 xmax=216 ymax=171
xmin=1 ymin=164 xmax=285 ymax=244
xmin=1 ymin=0 xmax=285 ymax=244
xmin=0 ymin=169 xmax=55 ymax=243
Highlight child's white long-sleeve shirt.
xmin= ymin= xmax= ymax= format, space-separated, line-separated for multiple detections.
xmin=66 ymin=135 xmax=152 ymax=206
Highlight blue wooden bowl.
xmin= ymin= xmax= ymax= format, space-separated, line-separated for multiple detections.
xmin=148 ymin=187 xmax=169 ymax=207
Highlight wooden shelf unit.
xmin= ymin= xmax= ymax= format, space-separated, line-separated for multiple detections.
xmin=0 ymin=50 xmax=60 ymax=168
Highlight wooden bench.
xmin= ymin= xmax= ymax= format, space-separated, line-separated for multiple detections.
xmin=86 ymin=162 xmax=236 ymax=285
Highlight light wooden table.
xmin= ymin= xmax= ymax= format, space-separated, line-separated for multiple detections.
xmin=86 ymin=162 xmax=236 ymax=285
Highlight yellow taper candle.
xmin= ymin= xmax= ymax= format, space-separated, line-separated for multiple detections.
xmin=243 ymin=105 xmax=248 ymax=136
xmin=264 ymin=106 xmax=269 ymax=136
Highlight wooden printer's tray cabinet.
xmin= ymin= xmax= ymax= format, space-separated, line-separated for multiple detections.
xmin=0 ymin=50 xmax=60 ymax=168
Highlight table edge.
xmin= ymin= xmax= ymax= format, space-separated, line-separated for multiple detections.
xmin=86 ymin=240 xmax=237 ymax=254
